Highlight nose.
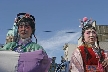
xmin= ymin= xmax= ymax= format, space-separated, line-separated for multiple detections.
xmin=90 ymin=32 xmax=93 ymax=36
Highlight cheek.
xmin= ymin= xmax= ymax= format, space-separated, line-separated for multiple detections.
xmin=27 ymin=29 xmax=32 ymax=34
xmin=84 ymin=33 xmax=89 ymax=38
xmin=93 ymin=34 xmax=97 ymax=37
xmin=94 ymin=36 xmax=97 ymax=40
xmin=84 ymin=36 xmax=89 ymax=41
xmin=84 ymin=34 xmax=89 ymax=40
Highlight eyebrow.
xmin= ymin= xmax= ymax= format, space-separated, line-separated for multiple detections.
xmin=86 ymin=30 xmax=95 ymax=32
xmin=85 ymin=31 xmax=96 ymax=34
xmin=19 ymin=23 xmax=30 ymax=26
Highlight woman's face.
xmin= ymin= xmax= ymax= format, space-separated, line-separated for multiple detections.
xmin=84 ymin=28 xmax=97 ymax=44
xmin=18 ymin=22 xmax=32 ymax=39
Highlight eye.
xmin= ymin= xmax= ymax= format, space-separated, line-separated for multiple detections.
xmin=92 ymin=31 xmax=96 ymax=34
xmin=86 ymin=31 xmax=90 ymax=34
xmin=25 ymin=25 xmax=30 ymax=29
xmin=19 ymin=25 xmax=23 ymax=28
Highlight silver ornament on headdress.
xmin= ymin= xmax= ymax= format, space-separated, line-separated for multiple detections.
xmin=79 ymin=17 xmax=93 ymax=28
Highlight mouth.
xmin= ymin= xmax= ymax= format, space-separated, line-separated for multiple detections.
xmin=21 ymin=32 xmax=27 ymax=35
xmin=90 ymin=38 xmax=94 ymax=41
xmin=90 ymin=38 xmax=93 ymax=39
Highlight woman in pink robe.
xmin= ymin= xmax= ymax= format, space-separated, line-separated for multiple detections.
xmin=70 ymin=22 xmax=108 ymax=72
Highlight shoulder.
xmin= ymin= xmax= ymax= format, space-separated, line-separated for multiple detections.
xmin=2 ymin=42 xmax=17 ymax=50
xmin=72 ymin=47 xmax=81 ymax=56
xmin=30 ymin=42 xmax=43 ymax=48
xmin=78 ymin=45 xmax=84 ymax=49
xmin=71 ymin=46 xmax=83 ymax=61
xmin=70 ymin=46 xmax=84 ymax=72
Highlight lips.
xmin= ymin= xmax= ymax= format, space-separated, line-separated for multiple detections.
xmin=21 ymin=32 xmax=26 ymax=35
xmin=90 ymin=38 xmax=94 ymax=41
xmin=20 ymin=31 xmax=27 ymax=34
xmin=90 ymin=38 xmax=93 ymax=39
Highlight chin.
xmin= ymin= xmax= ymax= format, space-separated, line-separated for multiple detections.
xmin=20 ymin=35 xmax=27 ymax=38
xmin=90 ymin=41 xmax=95 ymax=44
xmin=20 ymin=36 xmax=26 ymax=39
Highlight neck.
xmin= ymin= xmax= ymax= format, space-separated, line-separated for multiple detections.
xmin=21 ymin=37 xmax=30 ymax=40
xmin=18 ymin=37 xmax=32 ymax=45
xmin=83 ymin=42 xmax=96 ymax=48
xmin=90 ymin=43 xmax=96 ymax=48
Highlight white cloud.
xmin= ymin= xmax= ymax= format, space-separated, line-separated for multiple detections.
xmin=38 ymin=29 xmax=81 ymax=58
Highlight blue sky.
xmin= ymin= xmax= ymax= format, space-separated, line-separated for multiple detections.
xmin=0 ymin=0 xmax=108 ymax=63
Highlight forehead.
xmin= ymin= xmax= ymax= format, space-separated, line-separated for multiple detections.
xmin=85 ymin=28 xmax=96 ymax=32
xmin=19 ymin=22 xmax=30 ymax=26
xmin=18 ymin=22 xmax=32 ymax=29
